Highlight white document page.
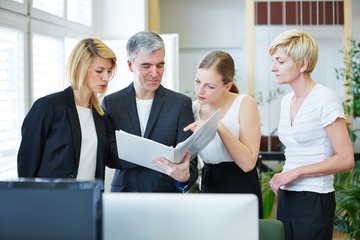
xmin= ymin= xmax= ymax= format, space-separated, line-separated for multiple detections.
xmin=115 ymin=109 xmax=220 ymax=173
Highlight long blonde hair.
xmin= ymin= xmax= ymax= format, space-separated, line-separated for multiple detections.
xmin=65 ymin=38 xmax=117 ymax=115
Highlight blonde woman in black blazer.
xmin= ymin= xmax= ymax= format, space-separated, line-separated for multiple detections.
xmin=17 ymin=38 xmax=117 ymax=180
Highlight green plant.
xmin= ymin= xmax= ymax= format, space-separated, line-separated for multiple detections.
xmin=336 ymin=38 xmax=360 ymax=142
xmin=334 ymin=161 xmax=360 ymax=186
xmin=254 ymin=88 xmax=285 ymax=107
xmin=260 ymin=170 xmax=281 ymax=219
xmin=334 ymin=162 xmax=360 ymax=239
xmin=334 ymin=183 xmax=360 ymax=239
xmin=335 ymin=38 xmax=360 ymax=117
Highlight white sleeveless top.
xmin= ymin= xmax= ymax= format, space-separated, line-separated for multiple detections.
xmin=193 ymin=94 xmax=246 ymax=164
xmin=278 ymin=84 xmax=345 ymax=193
xmin=76 ymin=106 xmax=97 ymax=180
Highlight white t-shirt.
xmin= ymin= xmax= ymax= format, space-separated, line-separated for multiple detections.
xmin=193 ymin=94 xmax=245 ymax=164
xmin=136 ymin=98 xmax=153 ymax=136
xmin=76 ymin=106 xmax=97 ymax=180
xmin=278 ymin=84 xmax=345 ymax=193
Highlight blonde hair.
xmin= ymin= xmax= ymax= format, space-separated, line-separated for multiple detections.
xmin=198 ymin=50 xmax=239 ymax=93
xmin=65 ymin=38 xmax=117 ymax=115
xmin=268 ymin=29 xmax=318 ymax=73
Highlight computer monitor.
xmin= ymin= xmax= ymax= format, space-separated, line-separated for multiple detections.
xmin=103 ymin=193 xmax=259 ymax=240
xmin=0 ymin=178 xmax=103 ymax=240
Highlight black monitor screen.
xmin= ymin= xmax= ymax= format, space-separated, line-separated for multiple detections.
xmin=0 ymin=179 xmax=103 ymax=240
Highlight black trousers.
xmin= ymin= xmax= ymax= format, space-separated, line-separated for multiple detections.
xmin=277 ymin=189 xmax=336 ymax=240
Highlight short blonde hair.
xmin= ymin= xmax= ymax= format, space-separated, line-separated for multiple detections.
xmin=268 ymin=29 xmax=318 ymax=73
xmin=65 ymin=38 xmax=117 ymax=115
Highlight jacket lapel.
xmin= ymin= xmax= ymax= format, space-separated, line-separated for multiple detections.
xmin=125 ymin=84 xmax=142 ymax=136
xmin=92 ymin=109 xmax=105 ymax=178
xmin=143 ymin=85 xmax=165 ymax=138
xmin=64 ymin=87 xmax=81 ymax=163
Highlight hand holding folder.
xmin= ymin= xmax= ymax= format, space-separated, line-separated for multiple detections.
xmin=115 ymin=109 xmax=220 ymax=173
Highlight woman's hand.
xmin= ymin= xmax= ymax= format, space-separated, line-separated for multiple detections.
xmin=183 ymin=120 xmax=204 ymax=132
xmin=269 ymin=170 xmax=299 ymax=196
xmin=152 ymin=151 xmax=191 ymax=183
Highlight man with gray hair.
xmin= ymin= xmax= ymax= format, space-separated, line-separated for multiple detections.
xmin=103 ymin=31 xmax=198 ymax=192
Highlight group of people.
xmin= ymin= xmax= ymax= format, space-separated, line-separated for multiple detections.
xmin=17 ymin=29 xmax=354 ymax=240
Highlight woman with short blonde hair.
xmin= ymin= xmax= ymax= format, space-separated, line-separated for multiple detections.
xmin=269 ymin=29 xmax=354 ymax=240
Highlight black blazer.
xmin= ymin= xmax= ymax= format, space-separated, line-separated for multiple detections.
xmin=102 ymin=83 xmax=198 ymax=192
xmin=17 ymin=86 xmax=107 ymax=179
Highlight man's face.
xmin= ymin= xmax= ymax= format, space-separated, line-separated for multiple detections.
xmin=128 ymin=48 xmax=165 ymax=99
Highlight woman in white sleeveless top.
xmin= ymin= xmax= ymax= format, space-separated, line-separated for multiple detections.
xmin=268 ymin=29 xmax=354 ymax=240
xmin=184 ymin=51 xmax=263 ymax=218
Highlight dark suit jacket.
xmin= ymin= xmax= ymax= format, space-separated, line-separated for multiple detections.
xmin=17 ymin=86 xmax=107 ymax=179
xmin=102 ymin=83 xmax=198 ymax=192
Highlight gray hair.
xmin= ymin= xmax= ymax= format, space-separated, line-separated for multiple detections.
xmin=126 ymin=31 xmax=165 ymax=63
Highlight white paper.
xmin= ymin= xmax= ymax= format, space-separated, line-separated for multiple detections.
xmin=115 ymin=109 xmax=220 ymax=173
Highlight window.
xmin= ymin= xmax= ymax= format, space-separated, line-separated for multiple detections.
xmin=33 ymin=0 xmax=65 ymax=17
xmin=32 ymin=34 xmax=64 ymax=102
xmin=10 ymin=0 xmax=24 ymax=3
xmin=67 ymin=0 xmax=92 ymax=26
xmin=255 ymin=1 xmax=344 ymax=25
xmin=0 ymin=26 xmax=24 ymax=180
xmin=0 ymin=0 xmax=94 ymax=180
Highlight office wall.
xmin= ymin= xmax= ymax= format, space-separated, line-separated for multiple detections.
xmin=96 ymin=0 xmax=360 ymax=150
xmin=96 ymin=0 xmax=148 ymax=40
xmin=159 ymin=0 xmax=247 ymax=95
xmin=158 ymin=0 xmax=360 ymax=150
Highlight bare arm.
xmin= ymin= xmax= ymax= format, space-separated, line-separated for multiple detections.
xmin=218 ymin=96 xmax=261 ymax=172
xmin=269 ymin=117 xmax=354 ymax=195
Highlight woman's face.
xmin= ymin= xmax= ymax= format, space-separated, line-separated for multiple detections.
xmin=83 ymin=56 xmax=113 ymax=95
xmin=195 ymin=68 xmax=231 ymax=105
xmin=270 ymin=47 xmax=301 ymax=85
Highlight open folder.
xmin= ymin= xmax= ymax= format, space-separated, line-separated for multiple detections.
xmin=115 ymin=109 xmax=220 ymax=173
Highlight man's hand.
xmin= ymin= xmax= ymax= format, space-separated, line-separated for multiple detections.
xmin=152 ymin=151 xmax=191 ymax=183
